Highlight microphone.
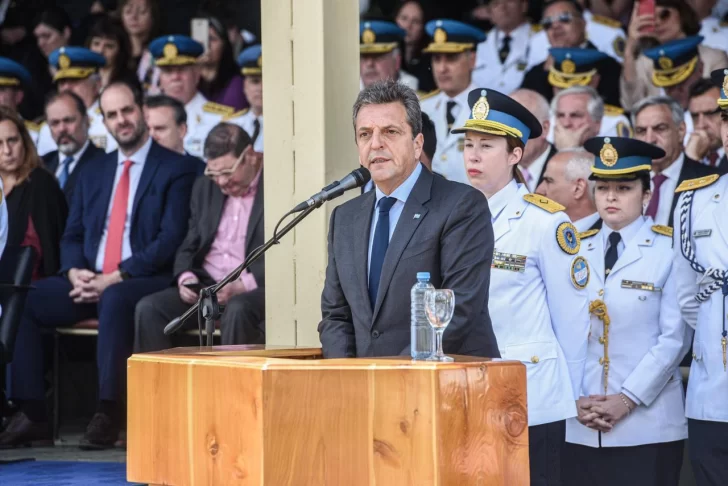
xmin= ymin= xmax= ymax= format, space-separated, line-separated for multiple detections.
xmin=292 ymin=167 xmax=371 ymax=212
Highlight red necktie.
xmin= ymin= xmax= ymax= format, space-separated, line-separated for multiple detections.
xmin=708 ymin=151 xmax=719 ymax=167
xmin=103 ymin=160 xmax=133 ymax=274
xmin=645 ymin=173 xmax=667 ymax=219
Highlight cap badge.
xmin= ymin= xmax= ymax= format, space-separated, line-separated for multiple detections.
xmin=433 ymin=28 xmax=447 ymax=44
xmin=362 ymin=28 xmax=376 ymax=44
xmin=600 ymin=137 xmax=619 ymax=167
xmin=561 ymin=59 xmax=576 ymax=74
xmin=163 ymin=43 xmax=178 ymax=60
xmin=658 ymin=56 xmax=673 ymax=70
xmin=472 ymin=89 xmax=489 ymax=120
xmin=58 ymin=54 xmax=71 ymax=70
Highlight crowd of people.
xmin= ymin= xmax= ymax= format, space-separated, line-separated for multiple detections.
xmin=0 ymin=0 xmax=724 ymax=486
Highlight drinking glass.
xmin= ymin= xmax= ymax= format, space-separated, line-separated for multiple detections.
xmin=424 ymin=289 xmax=455 ymax=362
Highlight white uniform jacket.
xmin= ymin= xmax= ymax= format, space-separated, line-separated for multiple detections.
xmin=472 ymin=23 xmax=549 ymax=95
xmin=420 ymin=83 xmax=475 ymax=185
xmin=224 ymin=109 xmax=264 ymax=153
xmin=673 ymin=174 xmax=728 ymax=423
xmin=184 ymin=92 xmax=231 ymax=158
xmin=488 ymin=180 xmax=590 ymax=426
xmin=567 ymin=219 xmax=689 ymax=447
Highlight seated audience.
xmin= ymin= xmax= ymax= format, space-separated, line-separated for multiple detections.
xmin=144 ymin=95 xmax=188 ymax=155
xmin=87 ymin=15 xmax=137 ymax=89
xmin=135 ymin=123 xmax=265 ymax=351
xmin=510 ymin=88 xmax=557 ymax=191
xmin=686 ymin=77 xmax=728 ymax=172
xmin=0 ymin=79 xmax=202 ymax=450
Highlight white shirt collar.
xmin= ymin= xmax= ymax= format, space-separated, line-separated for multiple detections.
xmin=487 ymin=178 xmax=520 ymax=221
xmin=118 ymin=135 xmax=153 ymax=166
xmin=602 ymin=215 xmax=645 ymax=248
xmin=652 ymin=151 xmax=684 ymax=180
xmin=374 ymin=163 xmax=422 ymax=204
xmin=186 ymin=91 xmax=207 ymax=111
xmin=573 ymin=211 xmax=600 ymax=233
xmin=447 ymin=82 xmax=476 ymax=106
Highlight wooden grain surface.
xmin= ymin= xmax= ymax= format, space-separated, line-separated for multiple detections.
xmin=127 ymin=350 xmax=528 ymax=486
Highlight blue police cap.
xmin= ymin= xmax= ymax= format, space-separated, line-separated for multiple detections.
xmin=360 ymin=21 xmax=405 ymax=55
xmin=149 ymin=35 xmax=203 ymax=67
xmin=548 ymin=48 xmax=609 ymax=89
xmin=643 ymin=36 xmax=703 ymax=88
xmin=710 ymin=68 xmax=728 ymax=109
xmin=237 ymin=44 xmax=262 ymax=76
xmin=451 ymin=88 xmax=542 ymax=144
xmin=422 ymin=19 xmax=485 ymax=54
xmin=584 ymin=136 xmax=665 ymax=180
xmin=49 ymin=47 xmax=106 ymax=82
xmin=0 ymin=57 xmax=31 ymax=87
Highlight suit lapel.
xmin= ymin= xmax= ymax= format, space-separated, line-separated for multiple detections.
xmin=372 ymin=169 xmax=432 ymax=322
xmin=608 ymin=220 xmax=651 ymax=279
xmin=245 ymin=170 xmax=264 ymax=251
xmin=67 ymin=145 xmax=101 ymax=196
xmin=355 ymin=190 xmax=376 ymax=314
xmin=131 ymin=141 xmax=162 ymax=219
xmin=98 ymin=156 xmax=119 ymax=233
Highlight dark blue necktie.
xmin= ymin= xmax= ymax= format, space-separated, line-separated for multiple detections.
xmin=368 ymin=197 xmax=397 ymax=308
xmin=605 ymin=232 xmax=621 ymax=276
xmin=58 ymin=156 xmax=73 ymax=189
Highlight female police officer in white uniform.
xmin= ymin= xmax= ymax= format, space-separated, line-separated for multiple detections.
xmin=453 ymin=88 xmax=590 ymax=486
xmin=563 ymin=136 xmax=689 ymax=486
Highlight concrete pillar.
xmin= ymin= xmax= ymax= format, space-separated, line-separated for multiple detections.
xmin=261 ymin=0 xmax=360 ymax=346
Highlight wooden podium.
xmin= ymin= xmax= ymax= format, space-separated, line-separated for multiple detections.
xmin=127 ymin=345 xmax=528 ymax=485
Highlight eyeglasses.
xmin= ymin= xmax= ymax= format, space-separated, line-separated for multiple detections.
xmin=541 ymin=12 xmax=578 ymax=30
xmin=204 ymin=146 xmax=252 ymax=178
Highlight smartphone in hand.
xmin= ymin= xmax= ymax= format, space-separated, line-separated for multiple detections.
xmin=638 ymin=0 xmax=656 ymax=34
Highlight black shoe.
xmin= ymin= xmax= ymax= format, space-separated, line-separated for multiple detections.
xmin=0 ymin=411 xmax=52 ymax=449
xmin=79 ymin=412 xmax=120 ymax=450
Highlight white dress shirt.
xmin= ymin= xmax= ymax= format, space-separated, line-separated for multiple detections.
xmin=601 ymin=216 xmax=645 ymax=261
xmin=520 ymin=144 xmax=551 ymax=192
xmin=55 ymin=140 xmax=91 ymax=180
xmin=649 ymin=152 xmax=684 ymax=226
xmin=573 ymin=212 xmax=600 ymax=233
xmin=367 ymin=163 xmax=422 ymax=279
xmin=94 ymin=136 xmax=153 ymax=272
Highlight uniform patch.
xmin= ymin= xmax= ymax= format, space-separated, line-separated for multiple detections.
xmin=613 ymin=36 xmax=626 ymax=57
xmin=556 ymin=222 xmax=580 ymax=255
xmin=571 ymin=256 xmax=590 ymax=289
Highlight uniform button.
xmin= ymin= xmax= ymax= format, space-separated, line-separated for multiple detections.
xmin=372 ymin=330 xmax=380 ymax=338
xmin=598 ymin=289 xmax=604 ymax=296
xmin=530 ymin=356 xmax=539 ymax=363
xmin=598 ymin=336 xmax=605 ymax=344
xmin=599 ymin=357 xmax=604 ymax=365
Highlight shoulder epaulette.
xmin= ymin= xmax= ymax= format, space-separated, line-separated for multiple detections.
xmin=203 ymin=101 xmax=235 ymax=116
xmin=223 ymin=108 xmax=249 ymax=121
xmin=651 ymin=225 xmax=673 ymax=237
xmin=577 ymin=229 xmax=600 ymax=239
xmin=523 ymin=193 xmax=565 ymax=213
xmin=592 ymin=14 xmax=622 ymax=29
xmin=675 ymin=174 xmax=720 ymax=193
xmin=531 ymin=23 xmax=543 ymax=33
xmin=418 ymin=89 xmax=440 ymax=101
xmin=604 ymin=104 xmax=624 ymax=116
xmin=24 ymin=120 xmax=40 ymax=132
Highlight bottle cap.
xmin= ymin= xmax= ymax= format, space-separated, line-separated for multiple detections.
xmin=417 ymin=272 xmax=430 ymax=280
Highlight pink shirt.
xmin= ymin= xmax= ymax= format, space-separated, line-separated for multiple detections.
xmin=178 ymin=170 xmax=261 ymax=291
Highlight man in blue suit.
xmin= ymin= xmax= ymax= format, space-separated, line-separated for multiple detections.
xmin=0 ymin=79 xmax=203 ymax=450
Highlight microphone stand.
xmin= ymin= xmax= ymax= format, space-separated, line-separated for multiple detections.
xmin=164 ymin=205 xmax=318 ymax=343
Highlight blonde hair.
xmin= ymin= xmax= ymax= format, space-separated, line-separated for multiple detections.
xmin=0 ymin=106 xmax=40 ymax=184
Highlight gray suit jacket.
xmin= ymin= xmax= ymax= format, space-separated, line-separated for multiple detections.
xmin=319 ymin=167 xmax=500 ymax=358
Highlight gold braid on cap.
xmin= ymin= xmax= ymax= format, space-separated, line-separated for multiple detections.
xmin=651 ymin=56 xmax=698 ymax=87
xmin=458 ymin=119 xmax=523 ymax=139
xmin=547 ymin=66 xmax=597 ymax=88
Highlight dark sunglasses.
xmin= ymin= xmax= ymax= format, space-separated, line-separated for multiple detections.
xmin=540 ymin=12 xmax=578 ymax=30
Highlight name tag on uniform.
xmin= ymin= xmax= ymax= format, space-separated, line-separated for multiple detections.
xmin=492 ymin=250 xmax=527 ymax=273
xmin=621 ymin=280 xmax=661 ymax=292
xmin=693 ymin=229 xmax=712 ymax=238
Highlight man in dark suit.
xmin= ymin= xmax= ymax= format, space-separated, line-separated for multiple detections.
xmin=134 ymin=123 xmax=265 ymax=351
xmin=0 ymin=80 xmax=202 ymax=450
xmin=511 ymin=89 xmax=557 ymax=191
xmin=521 ymin=0 xmax=622 ymax=108
xmin=319 ymin=80 xmax=499 ymax=359
xmin=632 ymin=95 xmax=723 ymax=227
xmin=42 ymin=91 xmax=104 ymax=202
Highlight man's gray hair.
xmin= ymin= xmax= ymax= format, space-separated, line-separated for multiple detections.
xmin=551 ymin=85 xmax=604 ymax=123
xmin=560 ymin=147 xmax=596 ymax=201
xmin=630 ymin=95 xmax=684 ymax=127
xmin=203 ymin=122 xmax=252 ymax=160
xmin=352 ymin=80 xmax=422 ymax=138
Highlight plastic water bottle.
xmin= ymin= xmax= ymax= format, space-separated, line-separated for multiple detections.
xmin=411 ymin=272 xmax=435 ymax=360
